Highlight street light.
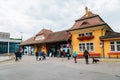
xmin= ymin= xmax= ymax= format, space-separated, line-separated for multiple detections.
xmin=20 ymin=32 xmax=23 ymax=41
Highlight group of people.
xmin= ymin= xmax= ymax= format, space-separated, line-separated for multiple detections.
xmin=48 ymin=48 xmax=71 ymax=60
xmin=14 ymin=50 xmax=23 ymax=61
xmin=14 ymin=48 xmax=97 ymax=64
xmin=35 ymin=51 xmax=46 ymax=61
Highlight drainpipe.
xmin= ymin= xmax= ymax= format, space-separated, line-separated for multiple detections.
xmin=102 ymin=40 xmax=105 ymax=58
xmin=101 ymin=27 xmax=105 ymax=58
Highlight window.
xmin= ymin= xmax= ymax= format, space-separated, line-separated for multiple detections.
xmin=89 ymin=32 xmax=92 ymax=36
xmin=79 ymin=42 xmax=94 ymax=52
xmin=78 ymin=32 xmax=93 ymax=37
xmin=78 ymin=34 xmax=82 ymax=37
xmin=82 ymin=33 xmax=84 ymax=37
xmin=110 ymin=41 xmax=120 ymax=51
xmin=35 ymin=35 xmax=45 ymax=40
xmin=117 ymin=41 xmax=120 ymax=51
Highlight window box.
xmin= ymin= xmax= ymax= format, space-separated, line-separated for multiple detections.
xmin=77 ymin=35 xmax=94 ymax=40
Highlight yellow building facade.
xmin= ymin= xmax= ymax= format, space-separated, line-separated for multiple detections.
xmin=69 ymin=7 xmax=120 ymax=58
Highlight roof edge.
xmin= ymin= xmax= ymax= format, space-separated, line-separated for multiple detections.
xmin=75 ymin=15 xmax=98 ymax=22
xmin=69 ymin=23 xmax=107 ymax=31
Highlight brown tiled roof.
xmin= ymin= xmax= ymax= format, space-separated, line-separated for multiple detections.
xmin=69 ymin=11 xmax=107 ymax=31
xmin=36 ymin=29 xmax=53 ymax=38
xmin=100 ymin=31 xmax=120 ymax=40
xmin=76 ymin=11 xmax=97 ymax=21
xmin=20 ymin=29 xmax=70 ymax=46
xmin=44 ymin=30 xmax=70 ymax=43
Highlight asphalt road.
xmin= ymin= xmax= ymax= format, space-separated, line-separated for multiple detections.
xmin=0 ymin=56 xmax=120 ymax=80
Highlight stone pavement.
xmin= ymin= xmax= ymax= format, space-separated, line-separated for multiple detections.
xmin=1 ymin=56 xmax=120 ymax=76
xmin=0 ymin=56 xmax=14 ymax=63
xmin=0 ymin=56 xmax=120 ymax=80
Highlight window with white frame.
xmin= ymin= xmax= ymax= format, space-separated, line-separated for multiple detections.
xmin=110 ymin=41 xmax=120 ymax=51
xmin=79 ymin=42 xmax=94 ymax=52
xmin=78 ymin=32 xmax=92 ymax=37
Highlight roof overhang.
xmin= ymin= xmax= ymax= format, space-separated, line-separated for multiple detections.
xmin=100 ymin=37 xmax=120 ymax=41
xmin=68 ymin=23 xmax=107 ymax=31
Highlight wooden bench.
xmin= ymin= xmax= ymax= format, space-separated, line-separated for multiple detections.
xmin=89 ymin=53 xmax=101 ymax=58
xmin=77 ymin=53 xmax=101 ymax=58
xmin=108 ymin=52 xmax=120 ymax=58
xmin=77 ymin=54 xmax=83 ymax=58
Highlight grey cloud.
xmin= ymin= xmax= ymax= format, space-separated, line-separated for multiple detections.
xmin=0 ymin=0 xmax=120 ymax=40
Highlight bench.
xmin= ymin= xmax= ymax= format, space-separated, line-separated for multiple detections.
xmin=77 ymin=54 xmax=83 ymax=58
xmin=108 ymin=52 xmax=120 ymax=58
xmin=77 ymin=53 xmax=101 ymax=58
xmin=89 ymin=53 xmax=101 ymax=58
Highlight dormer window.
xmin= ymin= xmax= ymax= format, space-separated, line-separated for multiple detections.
xmin=78 ymin=32 xmax=92 ymax=37
xmin=86 ymin=32 xmax=92 ymax=36
xmin=35 ymin=35 xmax=45 ymax=40
xmin=81 ymin=21 xmax=89 ymax=26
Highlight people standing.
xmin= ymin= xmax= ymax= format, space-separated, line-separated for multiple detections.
xmin=35 ymin=51 xmax=39 ymax=61
xmin=41 ymin=51 xmax=46 ymax=60
xmin=73 ymin=51 xmax=77 ymax=63
xmin=14 ymin=50 xmax=19 ymax=61
xmin=83 ymin=49 xmax=89 ymax=64
xmin=19 ymin=51 xmax=23 ymax=60
xmin=38 ymin=51 xmax=41 ymax=60
xmin=67 ymin=49 xmax=71 ymax=60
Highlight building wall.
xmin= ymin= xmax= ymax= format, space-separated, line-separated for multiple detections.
xmin=103 ymin=40 xmax=110 ymax=58
xmin=0 ymin=42 xmax=20 ymax=54
xmin=71 ymin=26 xmax=105 ymax=57
xmin=103 ymin=39 xmax=120 ymax=58
xmin=34 ymin=44 xmax=47 ymax=54
xmin=34 ymin=45 xmax=37 ymax=54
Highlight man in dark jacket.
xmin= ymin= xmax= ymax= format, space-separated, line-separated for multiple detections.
xmin=84 ymin=49 xmax=89 ymax=64
xmin=14 ymin=50 xmax=19 ymax=61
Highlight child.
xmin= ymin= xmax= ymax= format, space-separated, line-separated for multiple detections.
xmin=73 ymin=51 xmax=77 ymax=63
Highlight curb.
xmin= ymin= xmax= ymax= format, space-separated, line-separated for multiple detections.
xmin=100 ymin=60 xmax=120 ymax=62
xmin=0 ymin=56 xmax=15 ymax=63
xmin=77 ymin=58 xmax=120 ymax=62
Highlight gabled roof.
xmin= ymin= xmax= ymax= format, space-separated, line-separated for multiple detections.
xmin=20 ymin=29 xmax=70 ymax=46
xmin=36 ymin=29 xmax=53 ymax=38
xmin=69 ymin=11 xmax=111 ymax=31
xmin=100 ymin=31 xmax=120 ymax=40
xmin=45 ymin=30 xmax=70 ymax=43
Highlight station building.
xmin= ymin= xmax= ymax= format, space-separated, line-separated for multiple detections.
xmin=20 ymin=29 xmax=71 ymax=56
xmin=21 ymin=7 xmax=120 ymax=58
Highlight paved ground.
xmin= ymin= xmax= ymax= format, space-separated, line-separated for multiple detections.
xmin=0 ymin=56 xmax=120 ymax=80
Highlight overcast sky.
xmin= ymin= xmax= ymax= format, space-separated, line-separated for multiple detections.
xmin=0 ymin=0 xmax=120 ymax=40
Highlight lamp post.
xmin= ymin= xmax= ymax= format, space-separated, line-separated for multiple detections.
xmin=20 ymin=32 xmax=23 ymax=41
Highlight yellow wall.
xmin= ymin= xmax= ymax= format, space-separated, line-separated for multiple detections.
xmin=71 ymin=26 xmax=105 ymax=57
xmin=103 ymin=40 xmax=110 ymax=58
xmin=41 ymin=44 xmax=47 ymax=54
xmin=34 ymin=45 xmax=37 ymax=54
xmin=34 ymin=44 xmax=47 ymax=55
xmin=103 ymin=40 xmax=120 ymax=58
